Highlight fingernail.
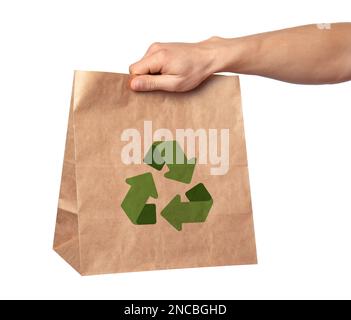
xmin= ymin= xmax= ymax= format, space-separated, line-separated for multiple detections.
xmin=131 ymin=79 xmax=143 ymax=91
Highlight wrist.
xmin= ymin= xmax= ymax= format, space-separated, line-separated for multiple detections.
xmin=198 ymin=37 xmax=227 ymax=75
xmin=203 ymin=36 xmax=253 ymax=74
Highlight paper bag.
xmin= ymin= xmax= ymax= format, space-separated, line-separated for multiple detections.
xmin=53 ymin=71 xmax=257 ymax=275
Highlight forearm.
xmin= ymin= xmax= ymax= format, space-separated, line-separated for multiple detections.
xmin=212 ymin=23 xmax=351 ymax=84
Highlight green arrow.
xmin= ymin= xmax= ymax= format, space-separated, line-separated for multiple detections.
xmin=144 ymin=141 xmax=196 ymax=184
xmin=121 ymin=172 xmax=158 ymax=225
xmin=161 ymin=183 xmax=213 ymax=231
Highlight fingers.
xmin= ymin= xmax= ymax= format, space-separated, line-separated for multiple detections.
xmin=129 ymin=49 xmax=166 ymax=75
xmin=129 ymin=42 xmax=183 ymax=91
xmin=130 ymin=74 xmax=181 ymax=92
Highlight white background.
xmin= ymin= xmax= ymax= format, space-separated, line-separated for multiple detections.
xmin=0 ymin=0 xmax=350 ymax=300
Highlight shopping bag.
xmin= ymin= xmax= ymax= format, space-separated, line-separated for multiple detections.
xmin=53 ymin=71 xmax=257 ymax=275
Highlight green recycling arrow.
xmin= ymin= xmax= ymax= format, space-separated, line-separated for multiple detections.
xmin=144 ymin=140 xmax=196 ymax=184
xmin=121 ymin=172 xmax=158 ymax=225
xmin=161 ymin=183 xmax=213 ymax=231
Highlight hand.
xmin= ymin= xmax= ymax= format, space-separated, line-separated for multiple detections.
xmin=129 ymin=37 xmax=224 ymax=92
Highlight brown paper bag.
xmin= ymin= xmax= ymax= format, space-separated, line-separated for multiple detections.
xmin=53 ymin=71 xmax=257 ymax=275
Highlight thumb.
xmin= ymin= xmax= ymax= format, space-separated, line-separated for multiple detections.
xmin=130 ymin=75 xmax=181 ymax=92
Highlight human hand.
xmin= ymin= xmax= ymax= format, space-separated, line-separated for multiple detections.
xmin=129 ymin=37 xmax=225 ymax=92
xmin=129 ymin=23 xmax=351 ymax=90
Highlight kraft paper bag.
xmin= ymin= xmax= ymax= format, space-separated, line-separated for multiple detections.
xmin=53 ymin=70 xmax=257 ymax=275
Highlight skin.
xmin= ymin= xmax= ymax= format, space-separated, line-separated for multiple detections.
xmin=129 ymin=23 xmax=351 ymax=92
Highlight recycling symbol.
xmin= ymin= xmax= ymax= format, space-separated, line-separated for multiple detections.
xmin=121 ymin=141 xmax=213 ymax=231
